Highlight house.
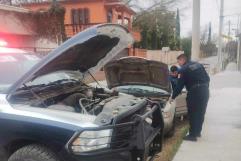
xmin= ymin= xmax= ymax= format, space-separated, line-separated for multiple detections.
xmin=22 ymin=0 xmax=141 ymax=42
xmin=22 ymin=0 xmax=144 ymax=57
xmin=0 ymin=4 xmax=36 ymax=50
xmin=21 ymin=0 xmax=145 ymax=80
xmin=0 ymin=4 xmax=58 ymax=54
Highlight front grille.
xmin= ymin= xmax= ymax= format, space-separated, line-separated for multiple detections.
xmin=110 ymin=122 xmax=135 ymax=149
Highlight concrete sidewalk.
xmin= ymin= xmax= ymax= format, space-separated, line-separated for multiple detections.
xmin=173 ymin=71 xmax=241 ymax=161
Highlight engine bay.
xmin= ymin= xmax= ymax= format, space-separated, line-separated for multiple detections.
xmin=10 ymin=83 xmax=149 ymax=125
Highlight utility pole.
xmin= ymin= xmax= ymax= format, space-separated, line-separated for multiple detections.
xmin=191 ymin=0 xmax=201 ymax=61
xmin=237 ymin=16 xmax=241 ymax=71
xmin=237 ymin=37 xmax=240 ymax=70
xmin=218 ymin=0 xmax=224 ymax=70
xmin=228 ymin=20 xmax=231 ymax=37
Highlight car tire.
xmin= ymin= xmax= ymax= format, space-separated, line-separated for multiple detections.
xmin=8 ymin=144 xmax=60 ymax=161
xmin=166 ymin=114 xmax=176 ymax=138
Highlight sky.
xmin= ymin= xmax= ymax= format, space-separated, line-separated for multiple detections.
xmin=181 ymin=0 xmax=241 ymax=37
xmin=134 ymin=0 xmax=241 ymax=38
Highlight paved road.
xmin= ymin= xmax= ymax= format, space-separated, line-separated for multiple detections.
xmin=173 ymin=71 xmax=241 ymax=161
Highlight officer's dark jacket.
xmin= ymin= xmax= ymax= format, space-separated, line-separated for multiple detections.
xmin=169 ymin=76 xmax=178 ymax=90
xmin=172 ymin=61 xmax=210 ymax=99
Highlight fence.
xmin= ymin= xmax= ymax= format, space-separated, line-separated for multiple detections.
xmin=65 ymin=23 xmax=102 ymax=38
xmin=202 ymin=63 xmax=211 ymax=74
xmin=146 ymin=50 xmax=184 ymax=65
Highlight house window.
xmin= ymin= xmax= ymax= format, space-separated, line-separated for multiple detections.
xmin=71 ymin=8 xmax=90 ymax=25
xmin=84 ymin=8 xmax=90 ymax=24
xmin=71 ymin=9 xmax=79 ymax=25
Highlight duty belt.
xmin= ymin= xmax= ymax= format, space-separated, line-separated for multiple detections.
xmin=190 ymin=83 xmax=209 ymax=90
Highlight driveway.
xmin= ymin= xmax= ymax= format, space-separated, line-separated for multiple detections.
xmin=173 ymin=71 xmax=241 ymax=161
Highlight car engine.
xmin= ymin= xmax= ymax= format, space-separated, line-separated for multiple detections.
xmin=10 ymin=84 xmax=148 ymax=125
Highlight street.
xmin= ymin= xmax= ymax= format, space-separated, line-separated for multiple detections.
xmin=173 ymin=70 xmax=241 ymax=161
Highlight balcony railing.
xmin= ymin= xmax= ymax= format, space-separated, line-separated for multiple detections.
xmin=65 ymin=23 xmax=102 ymax=38
xmin=64 ymin=23 xmax=141 ymax=42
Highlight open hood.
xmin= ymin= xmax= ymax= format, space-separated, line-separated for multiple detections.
xmin=104 ymin=57 xmax=171 ymax=92
xmin=7 ymin=24 xmax=133 ymax=95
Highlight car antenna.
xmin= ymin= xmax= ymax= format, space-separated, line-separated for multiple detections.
xmin=22 ymin=83 xmax=48 ymax=108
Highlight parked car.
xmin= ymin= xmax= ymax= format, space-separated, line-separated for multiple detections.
xmin=0 ymin=47 xmax=40 ymax=93
xmin=0 ymin=24 xmax=165 ymax=161
xmin=104 ymin=57 xmax=187 ymax=137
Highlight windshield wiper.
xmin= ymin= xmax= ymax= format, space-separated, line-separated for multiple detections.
xmin=19 ymin=79 xmax=81 ymax=91
xmin=18 ymin=83 xmax=46 ymax=90
xmin=48 ymin=78 xmax=81 ymax=86
xmin=22 ymin=83 xmax=48 ymax=108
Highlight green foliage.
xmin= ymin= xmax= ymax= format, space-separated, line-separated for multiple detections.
xmin=175 ymin=8 xmax=180 ymax=49
xmin=181 ymin=37 xmax=192 ymax=59
xmin=208 ymin=22 xmax=212 ymax=43
xmin=29 ymin=2 xmax=66 ymax=42
xmin=199 ymin=22 xmax=218 ymax=58
xmin=133 ymin=6 xmax=180 ymax=50
xmin=200 ymin=42 xmax=217 ymax=57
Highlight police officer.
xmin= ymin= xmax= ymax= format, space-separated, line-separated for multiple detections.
xmin=171 ymin=54 xmax=210 ymax=141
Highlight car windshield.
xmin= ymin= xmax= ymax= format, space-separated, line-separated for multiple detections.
xmin=0 ymin=51 xmax=40 ymax=93
xmin=25 ymin=70 xmax=83 ymax=88
xmin=116 ymin=85 xmax=169 ymax=96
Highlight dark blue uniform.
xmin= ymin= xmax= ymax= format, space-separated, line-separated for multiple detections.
xmin=172 ymin=61 xmax=210 ymax=137
xmin=169 ymin=66 xmax=180 ymax=90
xmin=169 ymin=75 xmax=178 ymax=90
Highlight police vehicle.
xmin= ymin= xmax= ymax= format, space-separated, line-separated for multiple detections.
xmin=0 ymin=24 xmax=165 ymax=161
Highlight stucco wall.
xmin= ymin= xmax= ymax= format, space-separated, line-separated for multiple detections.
xmin=0 ymin=9 xmax=36 ymax=51
xmin=147 ymin=50 xmax=184 ymax=65
xmin=23 ymin=1 xmax=134 ymax=25
xmin=23 ymin=1 xmax=107 ymax=24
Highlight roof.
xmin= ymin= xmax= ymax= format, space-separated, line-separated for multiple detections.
xmin=0 ymin=4 xmax=29 ymax=13
xmin=21 ymin=0 xmax=135 ymax=14
xmin=105 ymin=1 xmax=135 ymax=14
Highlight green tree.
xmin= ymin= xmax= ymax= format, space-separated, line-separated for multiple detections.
xmin=175 ymin=8 xmax=181 ymax=49
xmin=208 ymin=22 xmax=212 ymax=43
xmin=133 ymin=6 xmax=177 ymax=50
xmin=29 ymin=1 xmax=66 ymax=43
xmin=181 ymin=37 xmax=192 ymax=59
xmin=124 ymin=0 xmax=182 ymax=12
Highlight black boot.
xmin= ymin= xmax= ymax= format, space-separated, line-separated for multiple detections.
xmin=183 ymin=135 xmax=197 ymax=141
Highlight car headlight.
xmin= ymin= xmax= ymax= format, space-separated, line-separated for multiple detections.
xmin=71 ymin=129 xmax=112 ymax=153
